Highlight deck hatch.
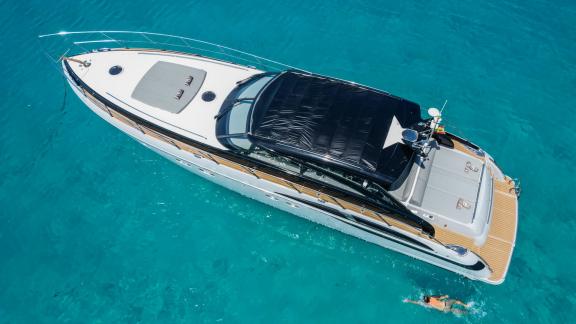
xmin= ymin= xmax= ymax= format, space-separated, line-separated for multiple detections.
xmin=131 ymin=61 xmax=206 ymax=113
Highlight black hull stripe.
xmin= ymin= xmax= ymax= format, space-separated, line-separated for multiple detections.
xmin=279 ymin=193 xmax=432 ymax=250
xmin=278 ymin=193 xmax=485 ymax=272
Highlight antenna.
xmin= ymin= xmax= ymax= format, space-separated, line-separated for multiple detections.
xmin=413 ymin=99 xmax=448 ymax=158
xmin=440 ymin=99 xmax=448 ymax=114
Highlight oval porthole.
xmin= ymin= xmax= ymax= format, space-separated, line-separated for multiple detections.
xmin=202 ymin=91 xmax=216 ymax=102
xmin=109 ymin=65 xmax=123 ymax=75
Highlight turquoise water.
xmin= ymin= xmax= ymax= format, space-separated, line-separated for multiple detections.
xmin=1 ymin=0 xmax=575 ymax=322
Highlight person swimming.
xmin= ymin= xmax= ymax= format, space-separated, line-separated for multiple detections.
xmin=404 ymin=295 xmax=471 ymax=315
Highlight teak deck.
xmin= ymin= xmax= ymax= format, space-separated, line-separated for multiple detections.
xmin=76 ymin=72 xmax=518 ymax=283
xmin=433 ymin=178 xmax=517 ymax=282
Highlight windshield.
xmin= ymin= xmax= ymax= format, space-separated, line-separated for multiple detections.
xmin=236 ymin=74 xmax=275 ymax=99
xmin=216 ymin=73 xmax=276 ymax=149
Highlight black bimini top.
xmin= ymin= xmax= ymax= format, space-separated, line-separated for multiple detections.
xmin=249 ymin=71 xmax=423 ymax=187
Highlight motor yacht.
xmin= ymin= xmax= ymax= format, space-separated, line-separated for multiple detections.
xmin=40 ymin=31 xmax=519 ymax=284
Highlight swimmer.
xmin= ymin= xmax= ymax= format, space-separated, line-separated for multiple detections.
xmin=404 ymin=295 xmax=471 ymax=314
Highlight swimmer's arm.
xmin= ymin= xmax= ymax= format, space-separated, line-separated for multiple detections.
xmin=403 ymin=299 xmax=423 ymax=305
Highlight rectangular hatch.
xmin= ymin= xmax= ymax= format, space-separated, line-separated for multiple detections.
xmin=131 ymin=61 xmax=206 ymax=113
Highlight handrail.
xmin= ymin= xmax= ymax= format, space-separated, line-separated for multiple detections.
xmin=38 ymin=30 xmax=309 ymax=73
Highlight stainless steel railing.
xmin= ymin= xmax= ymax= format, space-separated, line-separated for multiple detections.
xmin=38 ymin=30 xmax=307 ymax=73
